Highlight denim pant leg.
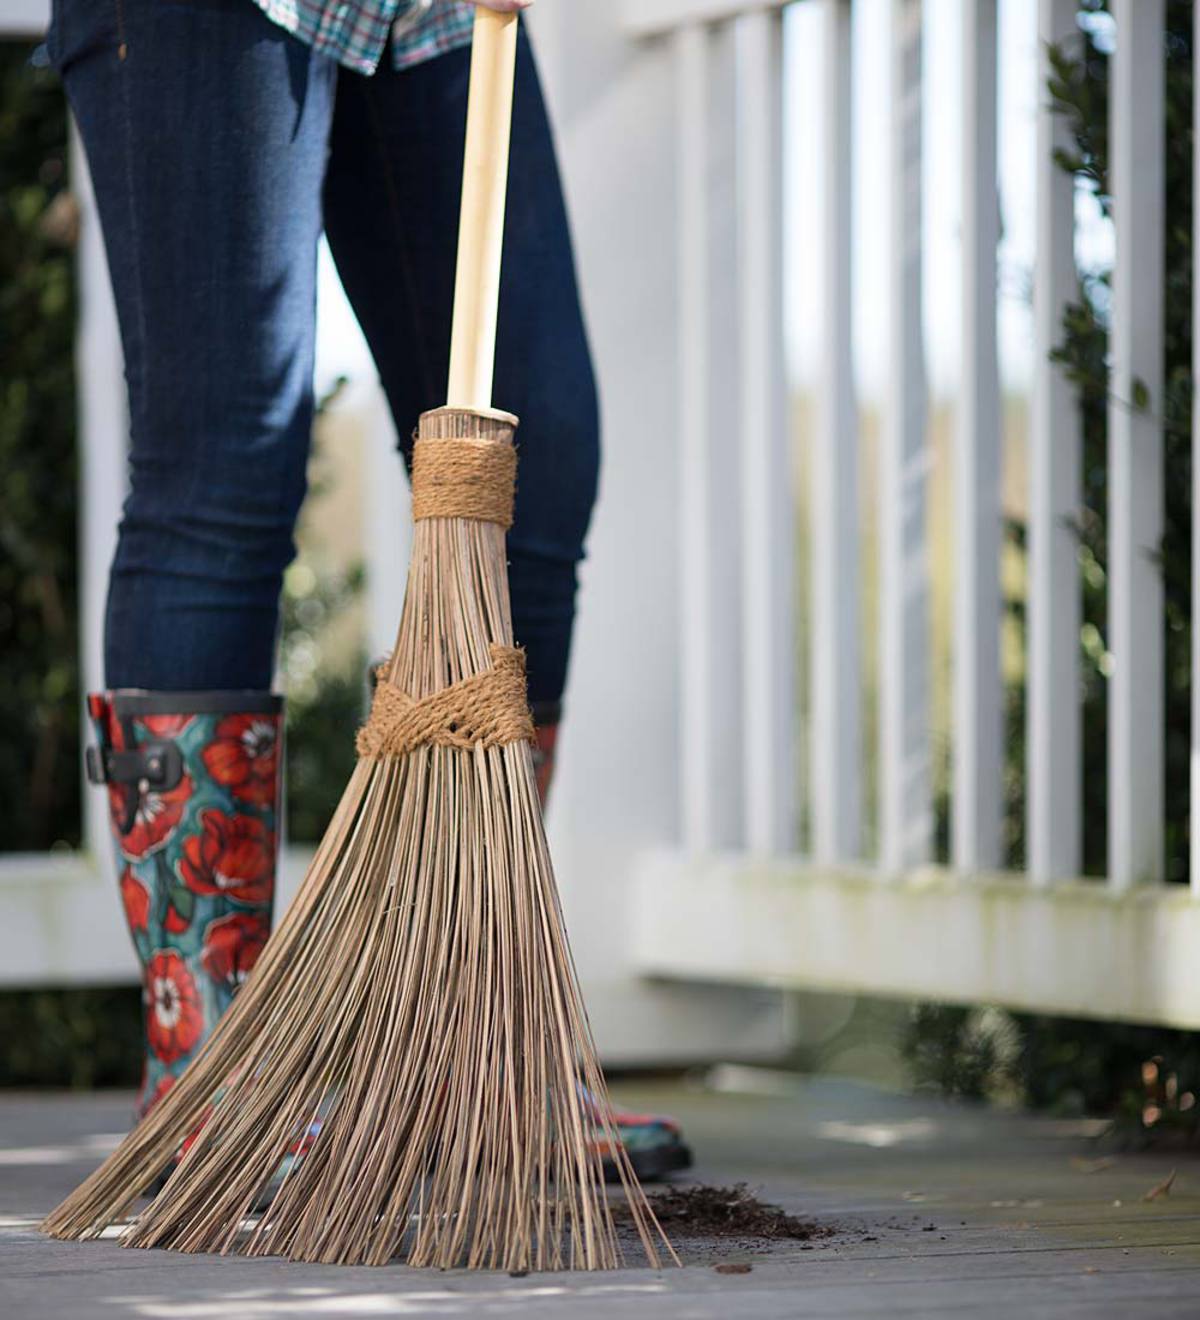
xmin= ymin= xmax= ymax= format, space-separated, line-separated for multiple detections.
xmin=50 ymin=0 xmax=336 ymax=691
xmin=323 ymin=30 xmax=600 ymax=712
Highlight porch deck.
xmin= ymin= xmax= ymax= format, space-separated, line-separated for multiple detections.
xmin=3 ymin=1077 xmax=1198 ymax=1318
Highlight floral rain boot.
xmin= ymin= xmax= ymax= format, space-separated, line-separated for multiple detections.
xmin=86 ymin=691 xmax=283 ymax=1120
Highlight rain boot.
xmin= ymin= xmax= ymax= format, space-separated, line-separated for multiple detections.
xmin=86 ymin=691 xmax=284 ymax=1119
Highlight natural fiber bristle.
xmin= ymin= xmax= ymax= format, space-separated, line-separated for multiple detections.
xmin=41 ymin=408 xmax=676 ymax=1270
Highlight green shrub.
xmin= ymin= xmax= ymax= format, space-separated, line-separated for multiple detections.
xmin=0 ymin=43 xmax=80 ymax=853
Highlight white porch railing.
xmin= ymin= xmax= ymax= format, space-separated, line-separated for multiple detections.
xmin=621 ymin=0 xmax=1200 ymax=1030
xmin=5 ymin=0 xmax=1200 ymax=1048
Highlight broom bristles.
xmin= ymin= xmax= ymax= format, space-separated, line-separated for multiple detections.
xmin=41 ymin=408 xmax=675 ymax=1270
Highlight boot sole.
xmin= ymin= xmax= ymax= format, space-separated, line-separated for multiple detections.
xmin=604 ymin=1141 xmax=693 ymax=1184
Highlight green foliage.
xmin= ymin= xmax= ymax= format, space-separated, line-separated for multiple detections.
xmin=1046 ymin=7 xmax=1108 ymax=206
xmin=907 ymin=1004 xmax=1200 ymax=1141
xmin=897 ymin=1008 xmax=1013 ymax=1103
xmin=1014 ymin=1016 xmax=1200 ymax=1130
xmin=0 ymin=987 xmax=141 ymax=1088
xmin=0 ymin=43 xmax=80 ymax=851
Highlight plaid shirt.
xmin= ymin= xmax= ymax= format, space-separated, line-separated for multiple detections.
xmin=251 ymin=0 xmax=477 ymax=76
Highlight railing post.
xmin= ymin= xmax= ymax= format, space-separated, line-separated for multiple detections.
xmin=71 ymin=123 xmax=127 ymax=865
xmin=1029 ymin=0 xmax=1082 ymax=886
xmin=879 ymin=0 xmax=931 ymax=874
xmin=736 ymin=6 xmax=794 ymax=855
xmin=677 ymin=22 xmax=719 ymax=854
xmin=953 ymin=0 xmax=1002 ymax=874
xmin=362 ymin=383 xmax=412 ymax=669
xmin=1108 ymin=0 xmax=1164 ymax=890
xmin=812 ymin=0 xmax=861 ymax=865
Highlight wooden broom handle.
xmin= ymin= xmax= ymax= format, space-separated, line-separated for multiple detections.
xmin=446 ymin=7 xmax=520 ymax=411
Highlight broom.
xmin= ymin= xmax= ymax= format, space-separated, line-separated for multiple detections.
xmin=42 ymin=7 xmax=674 ymax=1272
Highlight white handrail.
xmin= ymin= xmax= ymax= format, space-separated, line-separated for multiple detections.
xmin=622 ymin=0 xmax=787 ymax=40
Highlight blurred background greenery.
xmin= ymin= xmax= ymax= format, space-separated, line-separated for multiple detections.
xmin=2 ymin=7 xmax=1199 ymax=1145
xmin=0 ymin=42 xmax=79 ymax=857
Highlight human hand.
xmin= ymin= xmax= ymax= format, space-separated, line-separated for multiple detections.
xmin=475 ymin=1 xmax=533 ymax=11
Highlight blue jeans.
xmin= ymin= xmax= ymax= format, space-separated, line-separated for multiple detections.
xmin=49 ymin=0 xmax=599 ymax=711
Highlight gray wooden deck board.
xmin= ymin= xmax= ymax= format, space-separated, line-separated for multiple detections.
xmin=2 ymin=1079 xmax=1198 ymax=1318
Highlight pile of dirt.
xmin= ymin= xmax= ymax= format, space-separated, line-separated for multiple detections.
xmin=620 ymin=1183 xmax=835 ymax=1243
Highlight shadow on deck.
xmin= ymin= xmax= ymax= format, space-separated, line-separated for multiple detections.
xmin=2 ymin=1076 xmax=1199 ymax=1317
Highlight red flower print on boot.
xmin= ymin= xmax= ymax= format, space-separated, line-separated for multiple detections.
xmin=180 ymin=810 xmax=276 ymax=905
xmin=201 ymin=910 xmax=269 ymax=990
xmin=112 ymin=773 xmax=193 ymax=862
xmin=120 ymin=866 xmax=150 ymax=934
xmin=202 ymin=714 xmax=280 ymax=808
xmin=164 ymin=902 xmax=191 ymax=935
xmin=144 ymin=951 xmax=204 ymax=1064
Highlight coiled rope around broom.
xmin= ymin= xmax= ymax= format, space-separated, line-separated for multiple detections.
xmin=357 ymin=433 xmax=534 ymax=759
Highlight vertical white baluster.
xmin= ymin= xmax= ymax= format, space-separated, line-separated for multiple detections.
xmin=954 ymin=0 xmax=1002 ymax=873
xmin=736 ymin=7 xmax=794 ymax=854
xmin=1194 ymin=0 xmax=1200 ymax=898
xmin=362 ymin=383 xmax=411 ymax=668
xmin=72 ymin=125 xmax=128 ymax=864
xmin=707 ymin=21 xmax=749 ymax=852
xmin=880 ymin=0 xmax=931 ymax=874
xmin=1029 ymin=0 xmax=1082 ymax=886
xmin=677 ymin=23 xmax=717 ymax=854
xmin=1108 ymin=0 xmax=1164 ymax=890
xmin=812 ymin=0 xmax=860 ymax=864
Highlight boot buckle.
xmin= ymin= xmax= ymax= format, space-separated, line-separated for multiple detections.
xmin=86 ymin=741 xmax=184 ymax=792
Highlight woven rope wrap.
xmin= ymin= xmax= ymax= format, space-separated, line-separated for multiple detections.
xmin=411 ymin=438 xmax=516 ymax=527
xmin=357 ymin=644 xmax=534 ymax=759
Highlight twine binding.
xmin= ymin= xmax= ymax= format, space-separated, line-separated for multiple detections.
xmin=357 ymin=645 xmax=534 ymax=759
xmin=411 ymin=437 xmax=516 ymax=527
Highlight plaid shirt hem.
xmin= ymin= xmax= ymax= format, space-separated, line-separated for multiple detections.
xmin=252 ymin=0 xmax=477 ymax=77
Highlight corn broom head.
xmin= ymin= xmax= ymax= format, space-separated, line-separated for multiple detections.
xmin=42 ymin=407 xmax=675 ymax=1270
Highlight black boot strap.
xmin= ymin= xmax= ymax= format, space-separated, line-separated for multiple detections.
xmin=86 ymin=740 xmax=184 ymax=792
